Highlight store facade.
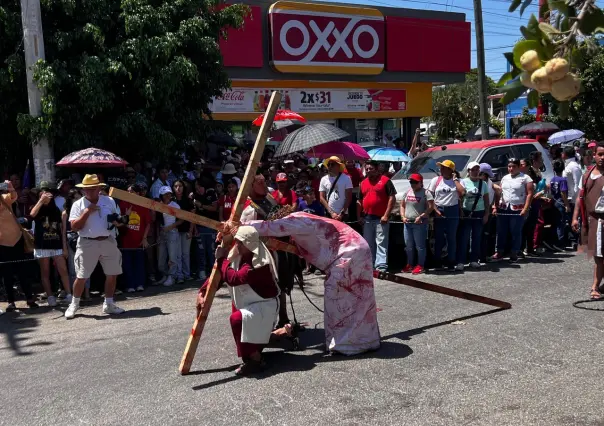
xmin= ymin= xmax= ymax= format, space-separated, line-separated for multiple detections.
xmin=212 ymin=0 xmax=471 ymax=148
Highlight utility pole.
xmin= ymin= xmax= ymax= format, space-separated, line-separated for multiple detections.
xmin=473 ymin=0 xmax=490 ymax=140
xmin=20 ymin=0 xmax=54 ymax=186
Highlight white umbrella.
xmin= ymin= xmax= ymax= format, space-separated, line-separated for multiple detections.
xmin=548 ymin=129 xmax=584 ymax=145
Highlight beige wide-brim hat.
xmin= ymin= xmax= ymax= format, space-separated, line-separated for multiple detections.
xmin=76 ymin=174 xmax=106 ymax=188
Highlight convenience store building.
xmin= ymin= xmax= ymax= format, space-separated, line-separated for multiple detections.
xmin=211 ymin=0 xmax=471 ymax=147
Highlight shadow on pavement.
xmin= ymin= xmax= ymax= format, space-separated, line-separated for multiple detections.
xmin=77 ymin=306 xmax=169 ymax=320
xmin=0 ymin=315 xmax=50 ymax=356
xmin=382 ymin=308 xmax=507 ymax=342
xmin=191 ymin=328 xmax=413 ymax=390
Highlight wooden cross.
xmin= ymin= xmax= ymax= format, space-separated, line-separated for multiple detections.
xmin=110 ymin=91 xmax=284 ymax=374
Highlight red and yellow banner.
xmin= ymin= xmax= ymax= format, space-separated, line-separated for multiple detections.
xmin=210 ymin=80 xmax=432 ymax=120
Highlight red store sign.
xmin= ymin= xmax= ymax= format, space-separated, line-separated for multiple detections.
xmin=268 ymin=1 xmax=385 ymax=75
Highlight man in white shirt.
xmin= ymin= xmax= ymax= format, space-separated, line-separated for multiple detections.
xmin=319 ymin=156 xmax=353 ymax=221
xmin=150 ymin=165 xmax=172 ymax=200
xmin=65 ymin=174 xmax=125 ymax=319
xmin=563 ymin=146 xmax=583 ymax=205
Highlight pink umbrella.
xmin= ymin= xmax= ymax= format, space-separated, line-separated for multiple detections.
xmin=306 ymin=141 xmax=370 ymax=161
xmin=56 ymin=148 xmax=128 ymax=168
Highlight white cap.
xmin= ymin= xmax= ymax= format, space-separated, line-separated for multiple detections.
xmin=467 ymin=161 xmax=480 ymax=170
xmin=159 ymin=186 xmax=172 ymax=195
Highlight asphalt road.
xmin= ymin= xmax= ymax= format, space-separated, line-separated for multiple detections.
xmin=2 ymin=252 xmax=604 ymax=426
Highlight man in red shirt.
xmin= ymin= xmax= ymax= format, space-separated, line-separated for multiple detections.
xmin=271 ymin=173 xmax=297 ymax=209
xmin=358 ymin=161 xmax=397 ymax=271
xmin=119 ymin=184 xmax=152 ymax=292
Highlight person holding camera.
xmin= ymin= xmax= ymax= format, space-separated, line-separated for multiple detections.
xmin=29 ymin=181 xmax=72 ymax=307
xmin=65 ymin=174 xmax=125 ymax=319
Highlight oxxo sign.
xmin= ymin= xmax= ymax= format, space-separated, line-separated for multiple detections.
xmin=269 ymin=1 xmax=385 ymax=75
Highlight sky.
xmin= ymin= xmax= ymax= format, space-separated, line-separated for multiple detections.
xmin=327 ymin=0 xmax=535 ymax=80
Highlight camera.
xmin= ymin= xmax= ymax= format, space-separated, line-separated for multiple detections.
xmin=107 ymin=213 xmax=129 ymax=230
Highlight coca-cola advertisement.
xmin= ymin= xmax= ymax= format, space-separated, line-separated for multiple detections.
xmin=209 ymin=87 xmax=407 ymax=114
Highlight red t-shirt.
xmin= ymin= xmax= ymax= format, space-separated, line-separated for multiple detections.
xmin=344 ymin=166 xmax=363 ymax=188
xmin=271 ymin=189 xmax=297 ymax=206
xmin=119 ymin=202 xmax=152 ymax=249
xmin=360 ymin=175 xmax=397 ymax=217
xmin=219 ymin=195 xmax=236 ymax=220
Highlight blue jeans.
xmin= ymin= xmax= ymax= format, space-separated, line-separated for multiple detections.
xmin=178 ymin=232 xmax=192 ymax=279
xmin=496 ymin=208 xmax=525 ymax=254
xmin=458 ymin=210 xmax=485 ymax=264
xmin=158 ymin=231 xmax=180 ymax=277
xmin=554 ymin=200 xmax=568 ymax=245
xmin=434 ymin=205 xmax=460 ymax=266
xmin=363 ymin=216 xmax=390 ymax=270
xmin=196 ymin=226 xmax=216 ymax=276
xmin=122 ymin=249 xmax=146 ymax=290
xmin=404 ymin=222 xmax=428 ymax=267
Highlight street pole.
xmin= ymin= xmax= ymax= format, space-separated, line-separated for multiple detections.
xmin=473 ymin=0 xmax=490 ymax=140
xmin=20 ymin=0 xmax=54 ymax=186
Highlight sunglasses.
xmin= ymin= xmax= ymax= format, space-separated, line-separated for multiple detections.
xmin=409 ymin=180 xmax=420 ymax=184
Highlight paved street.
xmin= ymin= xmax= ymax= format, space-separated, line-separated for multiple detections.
xmin=2 ymin=252 xmax=604 ymax=426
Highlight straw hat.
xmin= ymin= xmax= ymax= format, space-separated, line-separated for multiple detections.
xmin=76 ymin=174 xmax=106 ymax=188
xmin=322 ymin=156 xmax=345 ymax=173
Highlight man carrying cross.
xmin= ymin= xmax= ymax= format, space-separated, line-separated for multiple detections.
xmin=222 ymin=211 xmax=381 ymax=355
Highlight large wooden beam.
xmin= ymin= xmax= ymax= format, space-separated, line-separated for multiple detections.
xmin=179 ymin=91 xmax=283 ymax=374
xmin=373 ymin=271 xmax=512 ymax=310
xmin=108 ymin=188 xmax=298 ymax=255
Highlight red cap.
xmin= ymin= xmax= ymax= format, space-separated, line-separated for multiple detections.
xmin=409 ymin=173 xmax=423 ymax=182
xmin=276 ymin=173 xmax=288 ymax=182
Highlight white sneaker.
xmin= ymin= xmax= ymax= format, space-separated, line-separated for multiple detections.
xmin=163 ymin=276 xmax=174 ymax=287
xmin=127 ymin=288 xmax=136 ymax=293
xmin=65 ymin=303 xmax=79 ymax=319
xmin=103 ymin=303 xmax=125 ymax=315
xmin=64 ymin=294 xmax=73 ymax=304
xmin=47 ymin=296 xmax=58 ymax=307
xmin=136 ymin=285 xmax=144 ymax=292
xmin=455 ymin=263 xmax=464 ymax=271
xmin=469 ymin=262 xmax=481 ymax=269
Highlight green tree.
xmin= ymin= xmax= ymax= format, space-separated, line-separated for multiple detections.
xmin=498 ymin=0 xmax=604 ymax=112
xmin=0 ymin=0 xmax=30 ymax=172
xmin=544 ymin=48 xmax=604 ymax=140
xmin=4 ymin=0 xmax=248 ymax=166
xmin=429 ymin=69 xmax=498 ymax=140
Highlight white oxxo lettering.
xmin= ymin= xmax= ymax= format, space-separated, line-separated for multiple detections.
xmin=279 ymin=18 xmax=380 ymax=62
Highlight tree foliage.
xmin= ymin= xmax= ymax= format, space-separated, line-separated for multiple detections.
xmin=544 ymin=47 xmax=604 ymax=139
xmin=429 ymin=69 xmax=498 ymax=140
xmin=0 ymin=0 xmax=30 ymax=172
xmin=498 ymin=0 xmax=604 ymax=113
xmin=1 ymin=0 xmax=248 ymax=168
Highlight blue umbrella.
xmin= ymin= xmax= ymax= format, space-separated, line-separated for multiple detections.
xmin=548 ymin=129 xmax=584 ymax=145
xmin=367 ymin=147 xmax=411 ymax=162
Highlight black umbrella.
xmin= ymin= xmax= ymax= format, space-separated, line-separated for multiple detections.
xmin=515 ymin=121 xmax=559 ymax=137
xmin=466 ymin=125 xmax=500 ymax=141
xmin=273 ymin=119 xmax=306 ymax=131
xmin=207 ymin=130 xmax=244 ymax=148
xmin=274 ymin=123 xmax=350 ymax=157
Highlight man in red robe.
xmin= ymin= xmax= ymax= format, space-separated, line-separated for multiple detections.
xmin=197 ymin=226 xmax=291 ymax=375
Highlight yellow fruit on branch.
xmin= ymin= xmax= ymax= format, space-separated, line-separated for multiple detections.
xmin=545 ymin=58 xmax=570 ymax=82
xmin=520 ymin=71 xmax=536 ymax=89
xmin=520 ymin=50 xmax=541 ymax=72
xmin=550 ymin=73 xmax=581 ymax=101
xmin=530 ymin=67 xmax=552 ymax=93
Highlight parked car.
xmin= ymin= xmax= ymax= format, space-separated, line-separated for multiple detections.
xmin=392 ymin=138 xmax=553 ymax=204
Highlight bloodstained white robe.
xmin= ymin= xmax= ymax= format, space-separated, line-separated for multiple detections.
xmin=249 ymin=212 xmax=381 ymax=355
